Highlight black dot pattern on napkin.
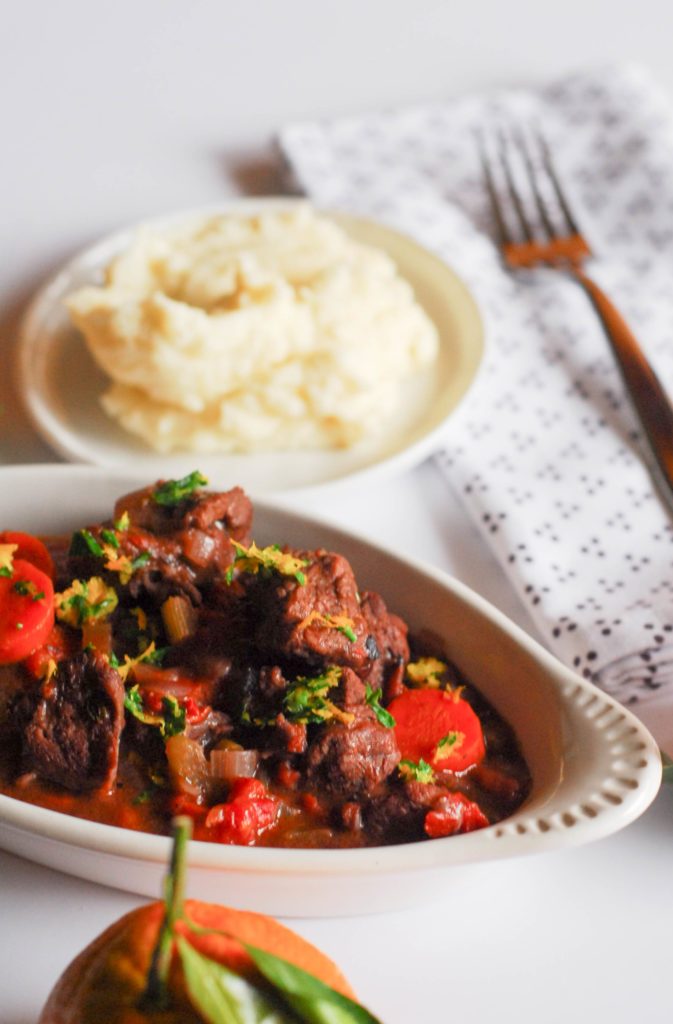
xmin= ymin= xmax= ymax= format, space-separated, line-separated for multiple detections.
xmin=280 ymin=66 xmax=673 ymax=704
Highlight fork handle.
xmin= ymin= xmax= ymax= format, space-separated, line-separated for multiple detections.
xmin=571 ymin=266 xmax=673 ymax=504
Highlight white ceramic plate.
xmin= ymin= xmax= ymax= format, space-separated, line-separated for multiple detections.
xmin=17 ymin=199 xmax=485 ymax=495
xmin=0 ymin=466 xmax=662 ymax=916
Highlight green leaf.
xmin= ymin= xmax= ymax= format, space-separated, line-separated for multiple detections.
xmin=124 ymin=685 xmax=186 ymax=738
xmin=69 ymin=528 xmax=105 ymax=559
xmin=153 ymin=471 xmax=209 ymax=506
xmin=178 ymin=936 xmax=294 ymax=1023
xmin=283 ymin=667 xmax=343 ymax=725
xmin=245 ymin=944 xmax=382 ymax=1024
xmin=130 ymin=551 xmax=151 ymax=570
xmin=661 ymin=750 xmax=673 ymax=785
xmin=162 ymin=694 xmax=187 ymax=738
xmin=398 ymin=758 xmax=435 ymax=784
xmin=364 ymin=685 xmax=395 ymax=729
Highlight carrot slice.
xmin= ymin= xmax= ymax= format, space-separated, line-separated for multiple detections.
xmin=388 ymin=687 xmax=485 ymax=772
xmin=0 ymin=559 xmax=55 ymax=664
xmin=0 ymin=531 xmax=54 ymax=579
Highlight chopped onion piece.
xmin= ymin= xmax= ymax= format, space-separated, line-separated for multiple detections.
xmin=209 ymin=748 xmax=259 ymax=780
xmin=165 ymin=734 xmax=209 ymax=799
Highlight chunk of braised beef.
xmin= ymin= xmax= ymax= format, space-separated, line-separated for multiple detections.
xmin=336 ymin=667 xmax=367 ymax=709
xmin=181 ymin=488 xmax=252 ymax=540
xmin=127 ymin=562 xmax=201 ymax=608
xmin=359 ymin=590 xmax=409 ymax=689
xmin=14 ymin=650 xmax=124 ymax=793
xmin=364 ymin=780 xmax=447 ymax=843
xmin=306 ymin=707 xmax=400 ymax=799
xmin=248 ymin=551 xmax=379 ymax=674
xmin=99 ymin=485 xmax=254 ymax=597
xmin=113 ymin=484 xmax=252 ymax=539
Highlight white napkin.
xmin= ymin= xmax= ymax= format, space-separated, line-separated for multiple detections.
xmin=279 ymin=66 xmax=673 ymax=716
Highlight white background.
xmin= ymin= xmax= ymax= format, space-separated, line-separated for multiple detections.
xmin=2 ymin=2 xmax=673 ymax=1021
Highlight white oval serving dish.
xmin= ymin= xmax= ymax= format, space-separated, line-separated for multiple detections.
xmin=0 ymin=466 xmax=661 ymax=917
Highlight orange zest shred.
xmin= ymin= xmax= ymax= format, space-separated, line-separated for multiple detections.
xmin=0 ymin=544 xmax=18 ymax=576
xmin=405 ymin=657 xmax=448 ymax=688
xmin=298 ymin=610 xmax=356 ymax=636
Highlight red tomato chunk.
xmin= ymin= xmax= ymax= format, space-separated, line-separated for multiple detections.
xmin=205 ymin=779 xmax=278 ymax=845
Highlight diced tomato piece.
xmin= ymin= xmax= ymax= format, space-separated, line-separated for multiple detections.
xmin=424 ymin=792 xmax=489 ymax=838
xmin=183 ymin=697 xmax=209 ymax=723
xmin=0 ymin=560 xmax=55 ymax=665
xmin=23 ymin=624 xmax=77 ymax=678
xmin=0 ymin=531 xmax=54 ymax=579
xmin=205 ymin=778 xmax=277 ymax=845
xmin=388 ymin=687 xmax=485 ymax=772
xmin=143 ymin=690 xmax=165 ymax=714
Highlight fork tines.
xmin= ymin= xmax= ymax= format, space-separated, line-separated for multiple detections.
xmin=478 ymin=126 xmax=591 ymax=266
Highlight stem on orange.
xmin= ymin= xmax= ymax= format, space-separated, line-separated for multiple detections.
xmin=137 ymin=815 xmax=192 ymax=1011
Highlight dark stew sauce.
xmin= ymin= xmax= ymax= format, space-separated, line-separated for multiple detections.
xmin=0 ymin=475 xmax=530 ymax=848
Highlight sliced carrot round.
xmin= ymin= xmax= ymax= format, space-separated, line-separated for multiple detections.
xmin=0 ymin=531 xmax=54 ymax=579
xmin=388 ymin=687 xmax=485 ymax=772
xmin=0 ymin=559 xmax=55 ymax=664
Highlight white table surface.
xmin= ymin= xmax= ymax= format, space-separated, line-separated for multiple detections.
xmin=2 ymin=3 xmax=673 ymax=1021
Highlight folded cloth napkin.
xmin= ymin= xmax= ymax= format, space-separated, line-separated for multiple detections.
xmin=279 ymin=65 xmax=673 ymax=731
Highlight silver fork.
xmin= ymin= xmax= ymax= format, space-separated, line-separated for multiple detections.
xmin=479 ymin=128 xmax=673 ymax=513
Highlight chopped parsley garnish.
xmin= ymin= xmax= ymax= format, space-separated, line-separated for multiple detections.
xmin=283 ymin=666 xmax=352 ymax=725
xmin=152 ymin=471 xmax=208 ymax=506
xmin=398 ymin=758 xmax=435 ymax=784
xmin=225 ymin=541 xmax=307 ymax=586
xmin=69 ymin=526 xmax=150 ymax=585
xmin=143 ymin=644 xmax=168 ymax=665
xmin=12 ymin=579 xmax=45 ymax=601
xmin=55 ymin=577 xmax=118 ymax=628
xmin=114 ymin=511 xmax=130 ymax=532
xmin=124 ymin=685 xmax=186 ymax=738
xmin=69 ymin=528 xmax=105 ymax=559
xmin=104 ymin=550 xmax=151 ymax=585
xmin=101 ymin=528 xmax=120 ymax=549
xmin=365 ymin=684 xmax=396 ymax=728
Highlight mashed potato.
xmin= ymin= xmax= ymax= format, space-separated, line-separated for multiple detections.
xmin=66 ymin=206 xmax=439 ymax=453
